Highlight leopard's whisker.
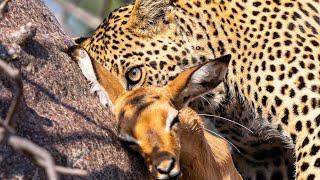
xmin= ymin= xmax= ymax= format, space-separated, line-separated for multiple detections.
xmin=204 ymin=128 xmax=241 ymax=153
xmin=198 ymin=113 xmax=253 ymax=134
xmin=205 ymin=93 xmax=214 ymax=98
xmin=200 ymin=95 xmax=213 ymax=107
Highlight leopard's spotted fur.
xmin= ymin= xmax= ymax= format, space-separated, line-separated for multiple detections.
xmin=70 ymin=0 xmax=320 ymax=179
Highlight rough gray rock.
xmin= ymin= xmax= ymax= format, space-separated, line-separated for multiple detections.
xmin=0 ymin=0 xmax=149 ymax=179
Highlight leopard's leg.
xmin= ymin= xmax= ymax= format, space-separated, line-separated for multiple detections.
xmin=218 ymin=119 xmax=295 ymax=180
xmin=232 ymin=151 xmax=295 ymax=180
xmin=189 ymin=86 xmax=295 ymax=180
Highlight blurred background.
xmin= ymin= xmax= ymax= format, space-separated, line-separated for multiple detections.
xmin=44 ymin=0 xmax=132 ymax=37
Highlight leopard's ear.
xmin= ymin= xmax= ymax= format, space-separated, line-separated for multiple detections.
xmin=73 ymin=37 xmax=89 ymax=45
xmin=166 ymin=54 xmax=231 ymax=109
xmin=128 ymin=0 xmax=174 ymax=35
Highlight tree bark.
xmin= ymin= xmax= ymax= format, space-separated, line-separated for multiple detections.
xmin=0 ymin=0 xmax=149 ymax=179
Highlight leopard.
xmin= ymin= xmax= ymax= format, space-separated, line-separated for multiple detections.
xmin=68 ymin=0 xmax=320 ymax=179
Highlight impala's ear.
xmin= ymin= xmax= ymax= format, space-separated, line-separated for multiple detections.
xmin=128 ymin=0 xmax=174 ymax=35
xmin=90 ymin=58 xmax=127 ymax=106
xmin=166 ymin=54 xmax=231 ymax=109
xmin=68 ymin=47 xmax=126 ymax=109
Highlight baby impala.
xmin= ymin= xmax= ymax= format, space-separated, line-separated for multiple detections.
xmin=70 ymin=49 xmax=241 ymax=179
xmin=113 ymin=55 xmax=242 ymax=180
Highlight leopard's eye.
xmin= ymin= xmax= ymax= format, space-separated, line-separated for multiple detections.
xmin=128 ymin=68 xmax=141 ymax=82
xmin=126 ymin=66 xmax=142 ymax=89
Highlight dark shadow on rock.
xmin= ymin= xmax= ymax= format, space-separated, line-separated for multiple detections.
xmin=47 ymin=131 xmax=118 ymax=146
xmin=1 ymin=103 xmax=123 ymax=177
xmin=17 ymin=104 xmax=121 ymax=156
xmin=23 ymin=76 xmax=111 ymax=132
xmin=0 ymin=0 xmax=150 ymax=178
xmin=85 ymin=163 xmax=149 ymax=180
xmin=21 ymin=40 xmax=49 ymax=60
xmin=0 ymin=97 xmax=11 ymax=119
xmin=2 ymin=70 xmax=147 ymax=178
xmin=0 ymin=143 xmax=41 ymax=179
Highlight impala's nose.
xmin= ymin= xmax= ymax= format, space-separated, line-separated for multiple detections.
xmin=155 ymin=157 xmax=181 ymax=180
xmin=156 ymin=157 xmax=175 ymax=174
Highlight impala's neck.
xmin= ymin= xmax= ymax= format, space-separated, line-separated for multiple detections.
xmin=178 ymin=108 xmax=240 ymax=180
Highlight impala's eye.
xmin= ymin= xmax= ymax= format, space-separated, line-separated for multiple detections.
xmin=119 ymin=134 xmax=139 ymax=148
xmin=126 ymin=66 xmax=143 ymax=89
xmin=170 ymin=116 xmax=180 ymax=130
xmin=121 ymin=139 xmax=138 ymax=147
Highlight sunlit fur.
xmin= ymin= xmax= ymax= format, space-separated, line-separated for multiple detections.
xmin=114 ymin=73 xmax=242 ymax=179
xmin=69 ymin=44 xmax=238 ymax=178
xmin=108 ymin=57 xmax=241 ymax=179
xmin=69 ymin=0 xmax=320 ymax=178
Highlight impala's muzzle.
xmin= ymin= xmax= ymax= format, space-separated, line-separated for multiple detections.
xmin=154 ymin=154 xmax=181 ymax=180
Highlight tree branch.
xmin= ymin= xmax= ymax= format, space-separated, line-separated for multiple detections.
xmin=0 ymin=59 xmax=88 ymax=179
xmin=7 ymin=22 xmax=37 ymax=45
xmin=8 ymin=135 xmax=59 ymax=180
xmin=100 ymin=0 xmax=111 ymax=18
xmin=0 ymin=59 xmax=22 ymax=126
xmin=0 ymin=0 xmax=151 ymax=178
xmin=0 ymin=22 xmax=37 ymax=60
xmin=0 ymin=0 xmax=10 ymax=19
xmin=54 ymin=0 xmax=102 ymax=29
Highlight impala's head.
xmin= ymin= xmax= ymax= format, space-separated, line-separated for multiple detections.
xmin=86 ymin=54 xmax=230 ymax=179
xmin=116 ymin=87 xmax=182 ymax=179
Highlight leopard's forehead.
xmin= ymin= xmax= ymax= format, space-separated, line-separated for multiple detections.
xmin=85 ymin=5 xmax=135 ymax=71
xmin=80 ymin=2 xmax=213 ymax=88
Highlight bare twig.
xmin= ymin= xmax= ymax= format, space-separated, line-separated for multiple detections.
xmin=8 ymin=135 xmax=88 ymax=179
xmin=7 ymin=22 xmax=37 ymax=45
xmin=55 ymin=166 xmax=88 ymax=176
xmin=0 ymin=59 xmax=88 ymax=179
xmin=0 ymin=119 xmax=14 ymax=135
xmin=100 ymin=0 xmax=111 ymax=18
xmin=54 ymin=0 xmax=102 ymax=29
xmin=0 ymin=0 xmax=10 ymax=19
xmin=0 ymin=59 xmax=22 ymax=126
xmin=0 ymin=23 xmax=37 ymax=60
xmin=0 ymin=41 xmax=21 ymax=60
xmin=8 ymin=135 xmax=59 ymax=180
xmin=0 ymin=120 xmax=7 ymax=142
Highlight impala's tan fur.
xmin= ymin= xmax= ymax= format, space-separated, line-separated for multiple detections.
xmin=113 ymin=84 xmax=242 ymax=180
xmin=178 ymin=107 xmax=242 ymax=180
xmin=107 ymin=56 xmax=242 ymax=179
xmin=70 ymin=48 xmax=240 ymax=179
